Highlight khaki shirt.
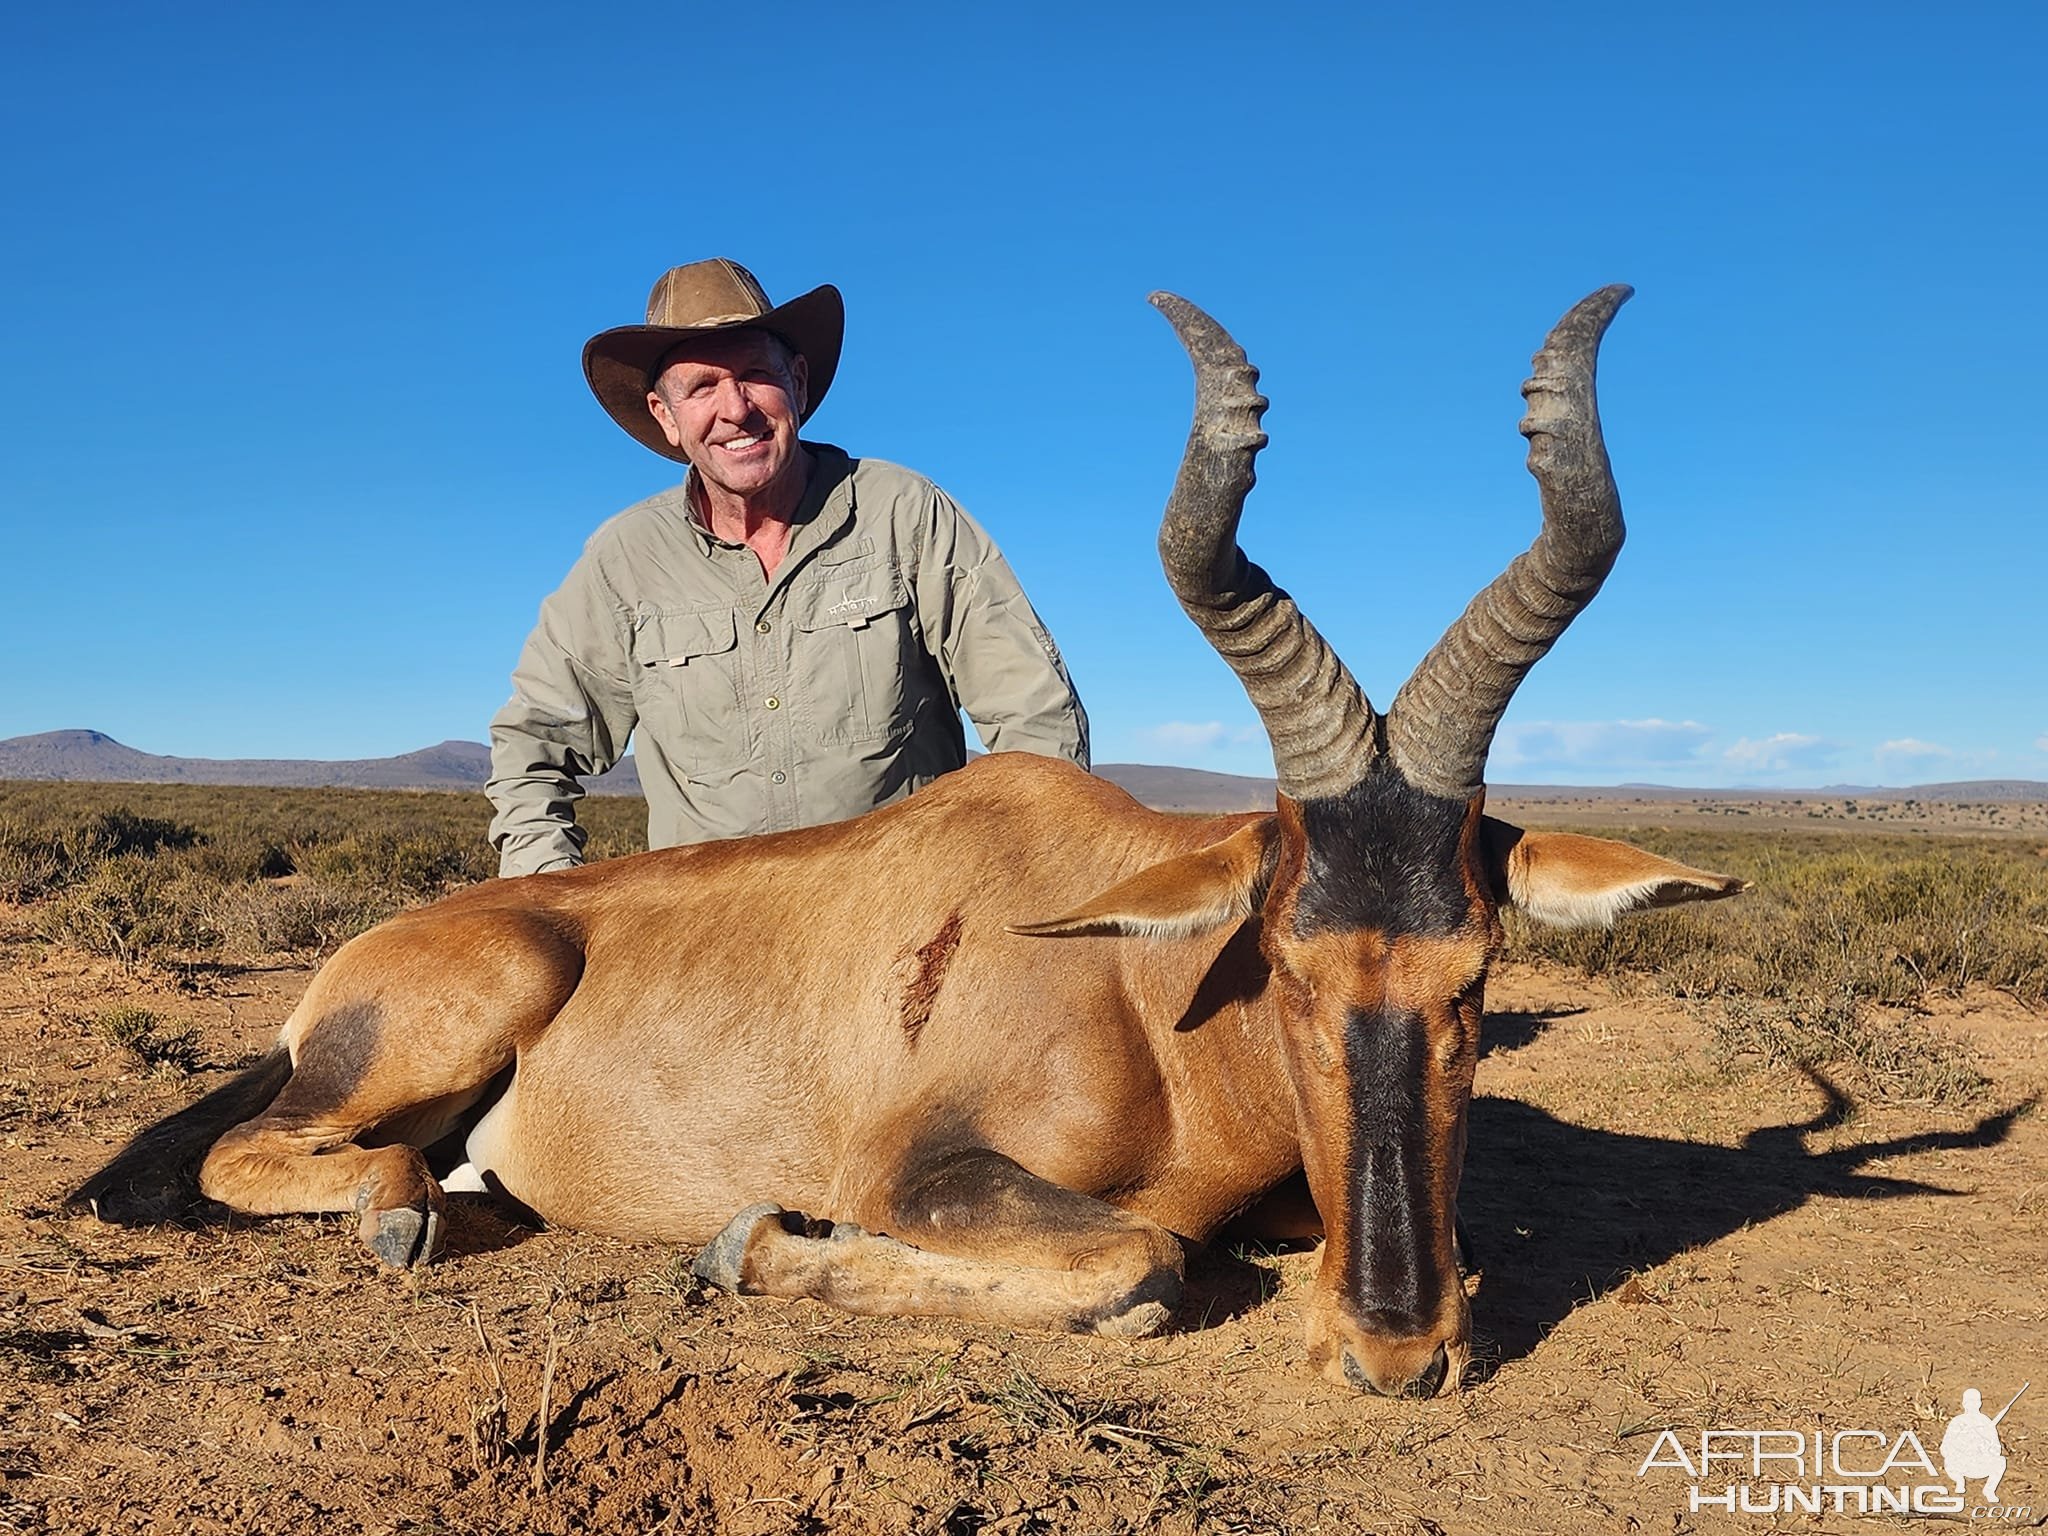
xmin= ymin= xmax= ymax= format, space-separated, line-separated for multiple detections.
xmin=486 ymin=445 xmax=1089 ymax=874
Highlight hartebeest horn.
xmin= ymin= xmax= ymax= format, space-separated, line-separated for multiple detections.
xmin=1151 ymin=292 xmax=1379 ymax=800
xmin=1385 ymin=285 xmax=1634 ymax=800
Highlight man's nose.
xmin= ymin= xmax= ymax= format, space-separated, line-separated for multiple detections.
xmin=712 ymin=377 xmax=754 ymax=419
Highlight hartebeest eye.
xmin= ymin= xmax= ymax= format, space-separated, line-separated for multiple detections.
xmin=1429 ymin=979 xmax=1486 ymax=1071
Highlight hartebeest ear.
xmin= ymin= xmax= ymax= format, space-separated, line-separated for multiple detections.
xmin=1481 ymin=818 xmax=1747 ymax=928
xmin=1008 ymin=819 xmax=1280 ymax=939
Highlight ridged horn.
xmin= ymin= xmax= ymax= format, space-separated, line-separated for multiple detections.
xmin=1385 ymin=285 xmax=1634 ymax=800
xmin=1151 ymin=292 xmax=1378 ymax=800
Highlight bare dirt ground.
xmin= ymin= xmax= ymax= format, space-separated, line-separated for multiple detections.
xmin=2 ymin=925 xmax=2042 ymax=1533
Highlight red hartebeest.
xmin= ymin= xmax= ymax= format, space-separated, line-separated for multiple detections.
xmin=76 ymin=287 xmax=1743 ymax=1397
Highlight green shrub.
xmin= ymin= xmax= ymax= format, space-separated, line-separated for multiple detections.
xmin=1506 ymin=833 xmax=2048 ymax=1009
xmin=0 ymin=825 xmax=65 ymax=904
xmin=92 ymin=1005 xmax=203 ymax=1076
xmin=286 ymin=829 xmax=492 ymax=897
xmin=0 ymin=807 xmax=200 ymax=902
xmin=35 ymin=855 xmax=183 ymax=960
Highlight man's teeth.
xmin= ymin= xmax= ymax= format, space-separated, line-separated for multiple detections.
xmin=722 ymin=435 xmax=761 ymax=450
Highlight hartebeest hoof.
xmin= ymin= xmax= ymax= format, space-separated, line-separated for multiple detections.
xmin=355 ymin=1186 xmax=443 ymax=1268
xmin=693 ymin=1202 xmax=789 ymax=1290
xmin=1083 ymin=1272 xmax=1181 ymax=1339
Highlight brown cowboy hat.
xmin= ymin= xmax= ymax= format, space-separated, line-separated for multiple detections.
xmin=582 ymin=258 xmax=844 ymax=462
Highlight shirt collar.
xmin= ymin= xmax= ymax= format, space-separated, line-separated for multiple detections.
xmin=679 ymin=442 xmax=855 ymax=556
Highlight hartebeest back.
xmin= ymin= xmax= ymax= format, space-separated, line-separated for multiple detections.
xmin=76 ymin=288 xmax=1743 ymax=1397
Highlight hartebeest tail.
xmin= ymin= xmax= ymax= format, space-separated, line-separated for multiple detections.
xmin=72 ymin=286 xmax=1746 ymax=1400
xmin=71 ymin=1048 xmax=292 ymax=1223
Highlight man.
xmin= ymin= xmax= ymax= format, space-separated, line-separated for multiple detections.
xmin=1940 ymin=1387 xmax=2010 ymax=1501
xmin=487 ymin=258 xmax=1089 ymax=875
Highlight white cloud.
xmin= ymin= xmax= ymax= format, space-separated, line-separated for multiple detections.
xmin=2036 ymin=732 xmax=2048 ymax=755
xmin=1489 ymin=718 xmax=1712 ymax=772
xmin=1137 ymin=720 xmax=1262 ymax=753
xmin=1874 ymin=738 xmax=1957 ymax=773
xmin=1722 ymin=732 xmax=1836 ymax=774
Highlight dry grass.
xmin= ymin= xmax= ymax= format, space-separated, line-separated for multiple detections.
xmin=0 ymin=780 xmax=647 ymax=965
xmin=1704 ymin=990 xmax=1990 ymax=1105
xmin=1505 ymin=827 xmax=2045 ymax=1102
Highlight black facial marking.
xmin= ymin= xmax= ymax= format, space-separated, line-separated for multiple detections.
xmin=1294 ymin=761 xmax=1472 ymax=939
xmin=1341 ymin=1003 xmax=1445 ymax=1328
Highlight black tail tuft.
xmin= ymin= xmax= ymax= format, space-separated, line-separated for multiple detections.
xmin=69 ymin=1047 xmax=294 ymax=1225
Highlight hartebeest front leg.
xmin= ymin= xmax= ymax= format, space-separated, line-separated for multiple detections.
xmin=693 ymin=1149 xmax=1185 ymax=1337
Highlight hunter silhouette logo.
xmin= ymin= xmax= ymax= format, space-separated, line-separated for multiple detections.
xmin=1943 ymin=1384 xmax=2026 ymax=1503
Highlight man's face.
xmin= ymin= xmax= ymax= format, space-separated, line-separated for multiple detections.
xmin=646 ymin=329 xmax=810 ymax=503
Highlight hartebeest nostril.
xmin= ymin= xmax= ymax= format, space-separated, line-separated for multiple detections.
xmin=1340 ymin=1342 xmax=1452 ymax=1398
xmin=1406 ymin=1343 xmax=1450 ymax=1399
xmin=1341 ymin=1349 xmax=1376 ymax=1394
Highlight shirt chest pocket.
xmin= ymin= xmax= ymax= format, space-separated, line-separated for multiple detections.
xmin=631 ymin=608 xmax=749 ymax=774
xmin=789 ymin=558 xmax=917 ymax=746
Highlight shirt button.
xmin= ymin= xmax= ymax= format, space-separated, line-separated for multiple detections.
xmin=755 ymin=619 xmax=772 ymax=634
xmin=765 ymin=695 xmax=781 ymax=710
xmin=771 ymin=770 xmax=787 ymax=785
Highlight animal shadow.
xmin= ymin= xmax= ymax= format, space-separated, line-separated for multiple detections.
xmin=437 ymin=1194 xmax=543 ymax=1260
xmin=1479 ymin=1005 xmax=1588 ymax=1059
xmin=1461 ymin=1071 xmax=2031 ymax=1368
xmin=1180 ymin=1244 xmax=1291 ymax=1330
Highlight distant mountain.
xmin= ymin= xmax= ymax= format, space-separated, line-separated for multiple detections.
xmin=1495 ymin=779 xmax=2048 ymax=804
xmin=1849 ymin=780 xmax=2048 ymax=803
xmin=0 ymin=730 xmax=1276 ymax=808
xmin=3 ymin=731 xmax=2043 ymax=807
xmin=0 ymin=729 xmax=645 ymax=795
xmin=1091 ymin=762 xmax=1274 ymax=811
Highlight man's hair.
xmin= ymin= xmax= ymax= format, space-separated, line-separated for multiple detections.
xmin=649 ymin=329 xmax=798 ymax=400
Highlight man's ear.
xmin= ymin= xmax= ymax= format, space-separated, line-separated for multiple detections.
xmin=1008 ymin=819 xmax=1279 ymax=939
xmin=646 ymin=386 xmax=684 ymax=449
xmin=1482 ymin=818 xmax=1747 ymax=929
xmin=790 ymin=352 xmax=810 ymax=418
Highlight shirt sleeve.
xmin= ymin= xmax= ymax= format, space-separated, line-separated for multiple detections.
xmin=918 ymin=490 xmax=1090 ymax=769
xmin=485 ymin=550 xmax=640 ymax=876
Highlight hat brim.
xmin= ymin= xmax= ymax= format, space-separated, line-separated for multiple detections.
xmin=582 ymin=283 xmax=844 ymax=462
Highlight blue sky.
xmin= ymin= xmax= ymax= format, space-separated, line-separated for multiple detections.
xmin=2 ymin=3 xmax=2042 ymax=788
